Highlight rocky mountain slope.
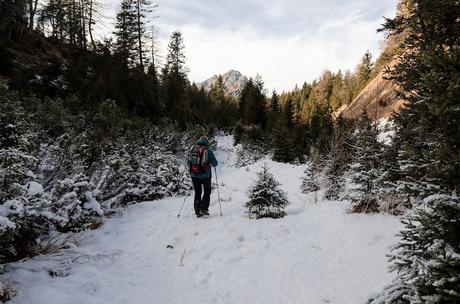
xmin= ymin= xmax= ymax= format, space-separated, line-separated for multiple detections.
xmin=334 ymin=2 xmax=409 ymax=122
xmin=199 ymin=70 xmax=248 ymax=98
xmin=334 ymin=60 xmax=405 ymax=121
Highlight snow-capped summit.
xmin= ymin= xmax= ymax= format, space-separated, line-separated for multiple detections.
xmin=199 ymin=70 xmax=248 ymax=98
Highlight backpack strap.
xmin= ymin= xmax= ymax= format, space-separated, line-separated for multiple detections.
xmin=200 ymin=146 xmax=208 ymax=166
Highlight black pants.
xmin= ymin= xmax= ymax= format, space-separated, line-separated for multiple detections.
xmin=192 ymin=177 xmax=212 ymax=215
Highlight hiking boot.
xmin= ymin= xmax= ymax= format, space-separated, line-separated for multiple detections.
xmin=201 ymin=210 xmax=210 ymax=216
xmin=196 ymin=213 xmax=203 ymax=218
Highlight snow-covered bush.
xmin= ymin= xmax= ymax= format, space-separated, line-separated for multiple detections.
xmin=50 ymin=174 xmax=103 ymax=231
xmin=92 ymin=129 xmax=193 ymax=209
xmin=233 ymin=124 xmax=270 ymax=167
xmin=0 ymin=183 xmax=53 ymax=263
xmin=0 ymin=82 xmax=202 ymax=264
xmin=235 ymin=143 xmax=267 ymax=168
xmin=245 ymin=164 xmax=289 ymax=219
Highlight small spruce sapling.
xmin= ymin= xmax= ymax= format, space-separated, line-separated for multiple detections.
xmin=245 ymin=164 xmax=289 ymax=219
xmin=301 ymin=156 xmax=321 ymax=203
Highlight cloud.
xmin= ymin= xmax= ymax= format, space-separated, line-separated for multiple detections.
xmin=104 ymin=0 xmax=398 ymax=91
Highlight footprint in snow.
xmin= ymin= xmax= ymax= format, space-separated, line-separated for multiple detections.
xmin=367 ymin=235 xmax=384 ymax=246
xmin=79 ymin=281 xmax=99 ymax=295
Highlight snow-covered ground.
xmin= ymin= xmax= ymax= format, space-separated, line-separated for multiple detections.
xmin=4 ymin=135 xmax=402 ymax=304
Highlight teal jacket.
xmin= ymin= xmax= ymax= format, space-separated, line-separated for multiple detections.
xmin=188 ymin=139 xmax=218 ymax=179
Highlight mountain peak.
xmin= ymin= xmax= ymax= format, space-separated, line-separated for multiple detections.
xmin=199 ymin=70 xmax=248 ymax=98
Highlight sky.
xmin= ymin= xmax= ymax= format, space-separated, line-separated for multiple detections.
xmin=103 ymin=0 xmax=398 ymax=92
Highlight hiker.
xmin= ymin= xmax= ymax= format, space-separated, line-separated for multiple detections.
xmin=188 ymin=136 xmax=218 ymax=217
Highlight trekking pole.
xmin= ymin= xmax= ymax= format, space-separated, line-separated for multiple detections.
xmin=214 ymin=167 xmax=223 ymax=217
xmin=177 ymin=195 xmax=188 ymax=218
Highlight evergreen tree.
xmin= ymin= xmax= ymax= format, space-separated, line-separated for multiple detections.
xmin=383 ymin=1 xmax=460 ymax=192
xmin=210 ymin=75 xmax=225 ymax=105
xmin=161 ymin=31 xmax=189 ymax=124
xmin=147 ymin=26 xmax=161 ymax=101
xmin=371 ymin=1 xmax=460 ymax=302
xmin=272 ymin=119 xmax=296 ymax=163
xmin=329 ymin=70 xmax=345 ymax=110
xmin=147 ymin=61 xmax=160 ymax=112
xmin=270 ymin=90 xmax=280 ymax=112
xmin=301 ymin=153 xmax=321 ymax=203
xmin=209 ymin=75 xmax=237 ymax=128
xmin=322 ymin=128 xmax=346 ymax=200
xmin=283 ymin=95 xmax=294 ymax=127
xmin=87 ymin=0 xmax=102 ymax=50
xmin=0 ymin=80 xmax=38 ymax=202
xmin=353 ymin=50 xmax=374 ymax=98
xmin=133 ymin=0 xmax=157 ymax=70
xmin=348 ymin=110 xmax=383 ymax=213
xmin=245 ymin=164 xmax=289 ymax=219
xmin=369 ymin=194 xmax=460 ymax=304
xmin=113 ymin=0 xmax=137 ymax=67
xmin=266 ymin=90 xmax=281 ymax=131
xmin=342 ymin=70 xmax=356 ymax=104
xmin=239 ymin=78 xmax=267 ymax=128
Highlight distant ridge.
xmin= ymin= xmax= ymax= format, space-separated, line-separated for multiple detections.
xmin=199 ymin=70 xmax=248 ymax=98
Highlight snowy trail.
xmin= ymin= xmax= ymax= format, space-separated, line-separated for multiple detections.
xmin=5 ymin=135 xmax=402 ymax=304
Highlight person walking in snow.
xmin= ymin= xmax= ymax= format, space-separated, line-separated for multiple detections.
xmin=188 ymin=136 xmax=218 ymax=218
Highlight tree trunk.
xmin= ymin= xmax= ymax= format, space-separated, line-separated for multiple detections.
xmin=88 ymin=0 xmax=96 ymax=50
xmin=28 ymin=0 xmax=39 ymax=29
xmin=136 ymin=0 xmax=143 ymax=71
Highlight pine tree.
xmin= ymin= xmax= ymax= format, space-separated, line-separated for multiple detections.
xmin=209 ymin=75 xmax=237 ymax=128
xmin=239 ymin=78 xmax=267 ymax=128
xmin=270 ymin=90 xmax=280 ymax=112
xmin=353 ymin=50 xmax=374 ymax=98
xmin=210 ymin=75 xmax=225 ymax=105
xmin=0 ymin=80 xmax=38 ymax=202
xmin=322 ymin=128 xmax=346 ymax=200
xmin=113 ymin=0 xmax=137 ymax=67
xmin=87 ymin=0 xmax=102 ymax=50
xmin=39 ymin=0 xmax=93 ymax=49
xmin=161 ymin=31 xmax=189 ymax=124
xmin=371 ymin=0 xmax=460 ymax=302
xmin=383 ymin=1 xmax=460 ymax=192
xmin=348 ymin=110 xmax=383 ymax=213
xmin=283 ymin=94 xmax=294 ymax=127
xmin=380 ymin=139 xmax=410 ymax=214
xmin=245 ymin=164 xmax=289 ymax=219
xmin=301 ymin=153 xmax=321 ymax=203
xmin=329 ymin=70 xmax=345 ymax=110
xmin=266 ymin=90 xmax=281 ymax=131
xmin=133 ymin=0 xmax=157 ymax=70
xmin=272 ymin=119 xmax=296 ymax=163
xmin=369 ymin=194 xmax=460 ymax=304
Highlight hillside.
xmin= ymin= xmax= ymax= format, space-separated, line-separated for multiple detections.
xmin=199 ymin=70 xmax=248 ymax=98
xmin=0 ymin=30 xmax=75 ymax=94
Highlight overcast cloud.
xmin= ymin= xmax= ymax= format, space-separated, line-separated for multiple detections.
xmin=103 ymin=0 xmax=397 ymax=91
